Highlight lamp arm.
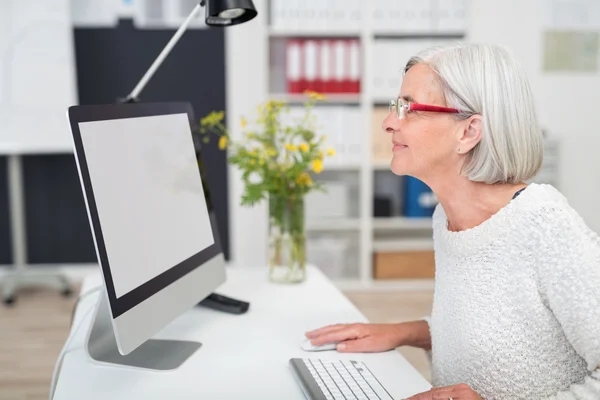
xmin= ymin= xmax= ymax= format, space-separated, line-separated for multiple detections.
xmin=122 ymin=1 xmax=205 ymax=103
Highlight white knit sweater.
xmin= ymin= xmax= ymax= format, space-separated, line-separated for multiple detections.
xmin=428 ymin=183 xmax=600 ymax=400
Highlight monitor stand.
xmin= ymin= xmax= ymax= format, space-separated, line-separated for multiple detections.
xmin=85 ymin=291 xmax=201 ymax=371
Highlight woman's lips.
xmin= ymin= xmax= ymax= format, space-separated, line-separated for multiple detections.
xmin=392 ymin=142 xmax=408 ymax=151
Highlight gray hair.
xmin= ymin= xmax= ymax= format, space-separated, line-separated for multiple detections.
xmin=404 ymin=43 xmax=544 ymax=184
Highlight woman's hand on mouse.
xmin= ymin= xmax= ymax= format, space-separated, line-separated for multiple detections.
xmin=305 ymin=321 xmax=429 ymax=353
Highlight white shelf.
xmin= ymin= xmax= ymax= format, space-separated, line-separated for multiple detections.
xmin=334 ymin=278 xmax=435 ymax=292
xmin=269 ymin=93 xmax=361 ymax=104
xmin=373 ymin=217 xmax=433 ymax=230
xmin=307 ymin=218 xmax=361 ymax=231
xmin=373 ymin=98 xmax=393 ymax=105
xmin=268 ymin=28 xmax=361 ymax=38
xmin=372 ymin=238 xmax=434 ymax=252
xmin=0 ymin=143 xmax=74 ymax=155
xmin=322 ymin=163 xmax=362 ymax=171
xmin=372 ymin=161 xmax=391 ymax=171
xmin=372 ymin=32 xmax=466 ymax=39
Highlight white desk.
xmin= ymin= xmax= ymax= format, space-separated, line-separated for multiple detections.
xmin=53 ymin=265 xmax=432 ymax=399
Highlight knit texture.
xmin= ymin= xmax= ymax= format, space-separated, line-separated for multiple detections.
xmin=429 ymin=183 xmax=600 ymax=399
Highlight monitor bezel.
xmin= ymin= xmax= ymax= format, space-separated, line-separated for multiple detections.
xmin=68 ymin=102 xmax=222 ymax=319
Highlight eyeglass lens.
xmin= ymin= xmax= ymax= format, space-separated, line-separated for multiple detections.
xmin=390 ymin=98 xmax=406 ymax=118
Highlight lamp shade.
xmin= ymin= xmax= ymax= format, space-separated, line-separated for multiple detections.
xmin=204 ymin=0 xmax=258 ymax=26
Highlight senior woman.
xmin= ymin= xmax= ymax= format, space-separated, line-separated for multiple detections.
xmin=305 ymin=43 xmax=600 ymax=400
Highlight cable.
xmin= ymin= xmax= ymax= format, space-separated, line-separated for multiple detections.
xmin=69 ymin=284 xmax=101 ymax=326
xmin=49 ymin=285 xmax=102 ymax=400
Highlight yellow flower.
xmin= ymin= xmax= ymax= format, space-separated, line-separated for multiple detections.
xmin=312 ymin=159 xmax=324 ymax=174
xmin=296 ymin=172 xmax=313 ymax=186
xmin=285 ymin=143 xmax=298 ymax=152
xmin=259 ymin=157 xmax=265 ymax=166
xmin=304 ymin=90 xmax=327 ymax=101
xmin=267 ymin=99 xmax=286 ymax=109
xmin=201 ymin=111 xmax=224 ymax=127
xmin=267 ymin=148 xmax=277 ymax=157
xmin=327 ymin=148 xmax=336 ymax=156
xmin=249 ymin=159 xmax=256 ymax=166
xmin=218 ymin=136 xmax=228 ymax=150
xmin=240 ymin=117 xmax=247 ymax=128
xmin=299 ymin=143 xmax=309 ymax=153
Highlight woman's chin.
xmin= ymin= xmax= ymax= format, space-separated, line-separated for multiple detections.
xmin=390 ymin=158 xmax=411 ymax=176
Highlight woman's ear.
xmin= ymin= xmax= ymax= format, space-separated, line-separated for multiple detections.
xmin=456 ymin=115 xmax=482 ymax=154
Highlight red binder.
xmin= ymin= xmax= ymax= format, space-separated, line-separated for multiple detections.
xmin=313 ymin=39 xmax=322 ymax=93
xmin=349 ymin=39 xmax=361 ymax=93
xmin=319 ymin=39 xmax=333 ymax=93
xmin=303 ymin=39 xmax=318 ymax=92
xmin=286 ymin=39 xmax=302 ymax=93
xmin=332 ymin=40 xmax=346 ymax=93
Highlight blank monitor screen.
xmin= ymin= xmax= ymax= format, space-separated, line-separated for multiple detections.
xmin=69 ymin=103 xmax=222 ymax=319
xmin=79 ymin=113 xmax=214 ymax=297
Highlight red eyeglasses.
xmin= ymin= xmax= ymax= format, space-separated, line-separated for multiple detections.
xmin=389 ymin=97 xmax=464 ymax=119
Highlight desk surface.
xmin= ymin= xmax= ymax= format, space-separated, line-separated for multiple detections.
xmin=54 ymin=265 xmax=431 ymax=399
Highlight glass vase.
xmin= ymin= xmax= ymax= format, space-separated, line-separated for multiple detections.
xmin=268 ymin=193 xmax=307 ymax=283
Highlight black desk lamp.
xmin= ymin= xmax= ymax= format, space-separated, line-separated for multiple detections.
xmin=121 ymin=0 xmax=256 ymax=314
xmin=121 ymin=0 xmax=257 ymax=103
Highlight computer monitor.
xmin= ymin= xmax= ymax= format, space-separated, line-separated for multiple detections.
xmin=67 ymin=102 xmax=226 ymax=371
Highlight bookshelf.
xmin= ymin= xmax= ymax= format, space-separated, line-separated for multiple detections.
xmin=259 ymin=0 xmax=460 ymax=289
xmin=225 ymin=0 xmax=560 ymax=289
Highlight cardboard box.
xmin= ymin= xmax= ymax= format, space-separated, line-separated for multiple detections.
xmin=373 ymin=250 xmax=435 ymax=279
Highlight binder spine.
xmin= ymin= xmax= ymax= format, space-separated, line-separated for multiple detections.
xmin=349 ymin=39 xmax=361 ymax=93
xmin=332 ymin=40 xmax=346 ymax=93
xmin=303 ymin=39 xmax=318 ymax=92
xmin=286 ymin=39 xmax=302 ymax=93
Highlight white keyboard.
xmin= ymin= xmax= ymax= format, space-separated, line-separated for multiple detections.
xmin=289 ymin=358 xmax=394 ymax=400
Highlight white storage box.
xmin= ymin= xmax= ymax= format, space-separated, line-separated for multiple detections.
xmin=307 ymin=237 xmax=351 ymax=280
xmin=305 ymin=182 xmax=349 ymax=219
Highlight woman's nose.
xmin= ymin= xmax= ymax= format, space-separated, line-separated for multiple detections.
xmin=382 ymin=112 xmax=399 ymax=133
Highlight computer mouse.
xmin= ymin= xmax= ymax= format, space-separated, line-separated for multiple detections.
xmin=301 ymin=338 xmax=338 ymax=352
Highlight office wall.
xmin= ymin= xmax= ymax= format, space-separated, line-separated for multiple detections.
xmin=468 ymin=0 xmax=600 ymax=232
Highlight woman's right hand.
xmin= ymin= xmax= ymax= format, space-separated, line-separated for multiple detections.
xmin=305 ymin=321 xmax=428 ymax=353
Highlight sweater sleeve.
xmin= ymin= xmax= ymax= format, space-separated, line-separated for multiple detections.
xmin=535 ymin=207 xmax=600 ymax=400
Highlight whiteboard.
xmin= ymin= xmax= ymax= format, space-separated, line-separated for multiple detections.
xmin=0 ymin=0 xmax=78 ymax=154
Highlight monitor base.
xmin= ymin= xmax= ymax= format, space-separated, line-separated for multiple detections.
xmin=85 ymin=292 xmax=201 ymax=371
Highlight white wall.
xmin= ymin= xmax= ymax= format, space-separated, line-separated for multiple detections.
xmin=468 ymin=0 xmax=600 ymax=232
xmin=225 ymin=3 xmax=269 ymax=267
